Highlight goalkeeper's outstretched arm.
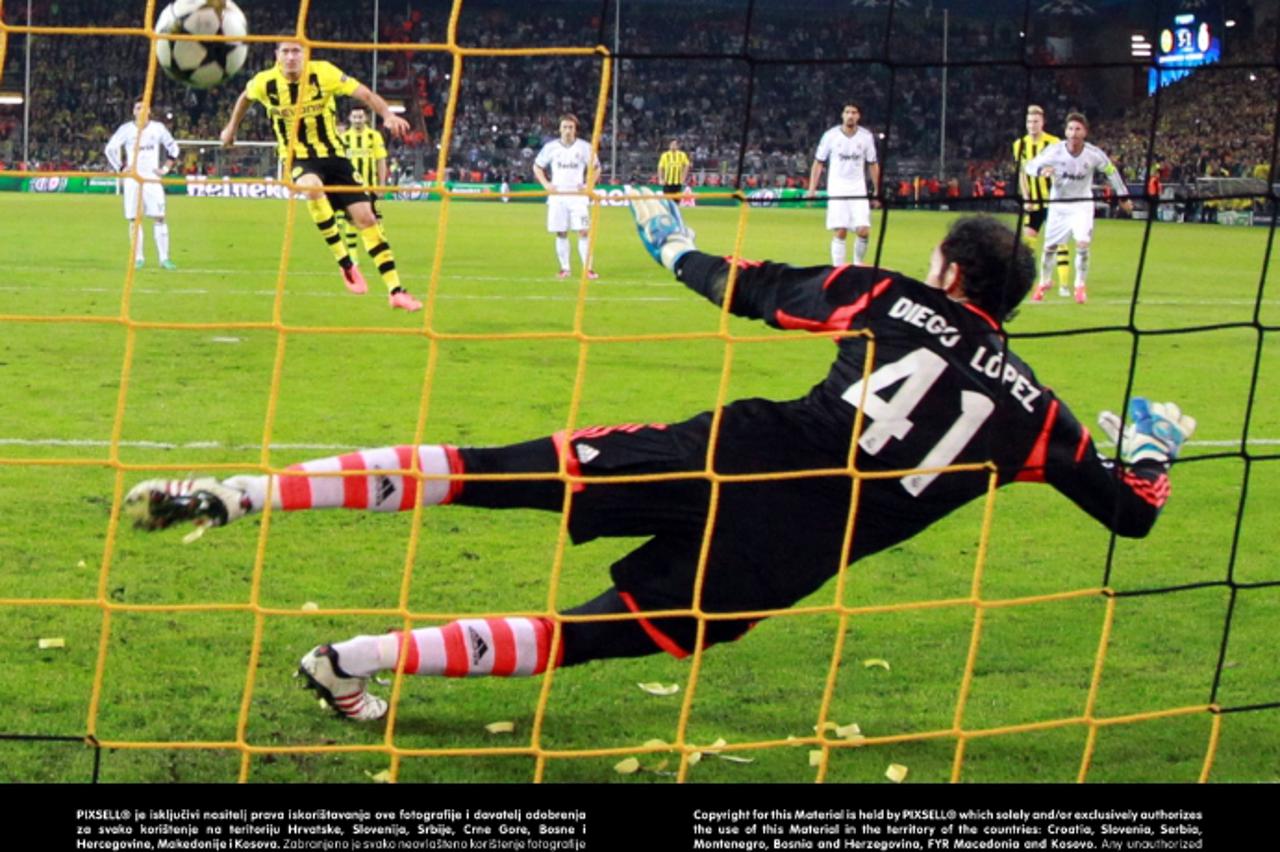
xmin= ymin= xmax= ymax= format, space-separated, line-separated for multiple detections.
xmin=673 ymin=251 xmax=883 ymax=330
xmin=1032 ymin=397 xmax=1195 ymax=538
xmin=630 ymin=186 xmax=885 ymax=328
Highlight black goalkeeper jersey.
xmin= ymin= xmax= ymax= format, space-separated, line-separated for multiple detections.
xmin=622 ymin=251 xmax=1173 ymax=610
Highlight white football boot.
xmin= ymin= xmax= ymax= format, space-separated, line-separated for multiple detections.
xmin=297 ymin=646 xmax=388 ymax=722
xmin=123 ymin=477 xmax=249 ymax=538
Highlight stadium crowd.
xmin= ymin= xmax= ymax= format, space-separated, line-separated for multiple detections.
xmin=1 ymin=0 xmax=1274 ymax=202
xmin=1102 ymin=43 xmax=1277 ymax=185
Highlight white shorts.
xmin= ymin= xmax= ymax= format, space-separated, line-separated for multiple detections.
xmin=122 ymin=177 xmax=166 ymax=220
xmin=546 ymin=194 xmax=591 ymax=233
xmin=826 ymin=196 xmax=871 ymax=231
xmin=1043 ymin=201 xmax=1094 ymax=246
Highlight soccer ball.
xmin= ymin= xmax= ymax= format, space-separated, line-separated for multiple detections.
xmin=154 ymin=0 xmax=249 ymax=90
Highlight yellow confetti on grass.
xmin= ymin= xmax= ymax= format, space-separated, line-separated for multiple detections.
xmin=815 ymin=721 xmax=864 ymax=741
xmin=885 ymin=763 xmax=909 ymax=783
xmin=485 ymin=721 xmax=515 ymax=734
xmin=863 ymin=658 xmax=891 ymax=671
xmin=808 ymin=750 xmax=825 ymax=767
xmin=689 ymin=738 xmax=754 ymax=765
xmin=612 ymin=738 xmax=756 ymax=776
xmin=835 ymin=723 xmax=862 ymax=740
xmin=613 ymin=742 xmax=677 ymax=776
xmin=300 ymin=602 xmax=319 ymax=612
xmin=38 ymin=637 xmax=66 ymax=650
xmin=365 ymin=769 xmax=394 ymax=783
xmin=637 ymin=682 xmax=680 ymax=696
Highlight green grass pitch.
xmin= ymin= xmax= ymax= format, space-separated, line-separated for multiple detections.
xmin=0 ymin=192 xmax=1276 ymax=783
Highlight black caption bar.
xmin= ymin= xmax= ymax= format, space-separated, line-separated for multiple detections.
xmin=47 ymin=784 xmax=1251 ymax=851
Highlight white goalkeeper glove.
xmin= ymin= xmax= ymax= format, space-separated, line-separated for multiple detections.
xmin=630 ymin=186 xmax=697 ymax=272
xmin=1097 ymin=397 xmax=1197 ymax=465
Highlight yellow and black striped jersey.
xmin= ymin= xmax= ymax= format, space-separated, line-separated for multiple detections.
xmin=657 ymin=149 xmax=690 ymax=185
xmin=340 ymin=126 xmax=388 ymax=187
xmin=1013 ymin=131 xmax=1059 ymax=207
xmin=245 ymin=60 xmax=360 ymax=160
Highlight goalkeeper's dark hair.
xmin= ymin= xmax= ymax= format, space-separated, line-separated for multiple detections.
xmin=939 ymin=215 xmax=1034 ymax=323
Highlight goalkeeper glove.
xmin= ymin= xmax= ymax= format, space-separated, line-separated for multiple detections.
xmin=1097 ymin=397 xmax=1197 ymax=465
xmin=630 ymin=186 xmax=697 ymax=272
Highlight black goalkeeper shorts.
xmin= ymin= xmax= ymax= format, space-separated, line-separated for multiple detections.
xmin=454 ymin=399 xmax=858 ymax=656
xmin=560 ymin=584 xmax=756 ymax=663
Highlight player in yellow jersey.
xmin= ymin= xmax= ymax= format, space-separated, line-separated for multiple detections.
xmin=219 ymin=42 xmax=421 ymax=312
xmin=335 ymin=107 xmax=389 ymax=267
xmin=656 ymin=138 xmax=691 ymax=196
xmin=1013 ymin=106 xmax=1069 ymax=301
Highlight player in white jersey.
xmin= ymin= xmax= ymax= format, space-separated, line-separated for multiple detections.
xmin=104 ymin=100 xmax=180 ymax=270
xmin=806 ymin=103 xmax=880 ymax=266
xmin=533 ymin=114 xmax=600 ymax=279
xmin=1024 ymin=112 xmax=1133 ymax=304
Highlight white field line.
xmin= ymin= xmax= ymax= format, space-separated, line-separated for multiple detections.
xmin=0 ymin=438 xmax=356 ymax=451
xmin=1 ymin=437 xmax=1276 ymax=452
xmin=2 ymin=266 xmax=684 ymax=292
xmin=1 ymin=268 xmax=1278 ymax=306
xmin=0 ymin=284 xmax=685 ymax=304
xmin=3 ymin=274 xmax=1275 ymax=452
xmin=2 ymin=283 xmax=1277 ymax=308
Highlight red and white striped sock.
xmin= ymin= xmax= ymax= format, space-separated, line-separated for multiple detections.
xmin=225 ymin=445 xmax=463 ymax=514
xmin=331 ymin=617 xmax=557 ymax=678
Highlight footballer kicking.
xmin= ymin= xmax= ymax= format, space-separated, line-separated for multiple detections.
xmin=123 ymin=195 xmax=1195 ymax=722
xmin=220 ymin=42 xmax=422 ymax=312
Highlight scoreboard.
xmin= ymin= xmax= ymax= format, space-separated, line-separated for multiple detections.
xmin=1148 ymin=12 xmax=1222 ymax=95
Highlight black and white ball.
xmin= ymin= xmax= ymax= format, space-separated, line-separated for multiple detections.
xmin=155 ymin=0 xmax=249 ymax=90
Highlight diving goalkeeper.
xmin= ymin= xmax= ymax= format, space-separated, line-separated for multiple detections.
xmin=123 ymin=198 xmax=1195 ymax=722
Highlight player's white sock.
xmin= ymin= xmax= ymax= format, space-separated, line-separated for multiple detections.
xmin=1074 ymin=246 xmax=1090 ymax=287
xmin=577 ymin=236 xmax=591 ymax=269
xmin=128 ymin=222 xmax=143 ymax=262
xmin=854 ymin=235 xmax=869 ymax=265
xmin=330 ymin=633 xmax=402 ymax=677
xmin=1040 ymin=247 xmax=1056 ymax=287
xmin=153 ymin=223 xmax=170 ymax=263
xmin=830 ymin=237 xmax=846 ymax=266
xmin=555 ymin=236 xmax=570 ymax=271
xmin=223 ymin=445 xmax=460 ymax=514
xmin=331 ymin=617 xmax=556 ymax=678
